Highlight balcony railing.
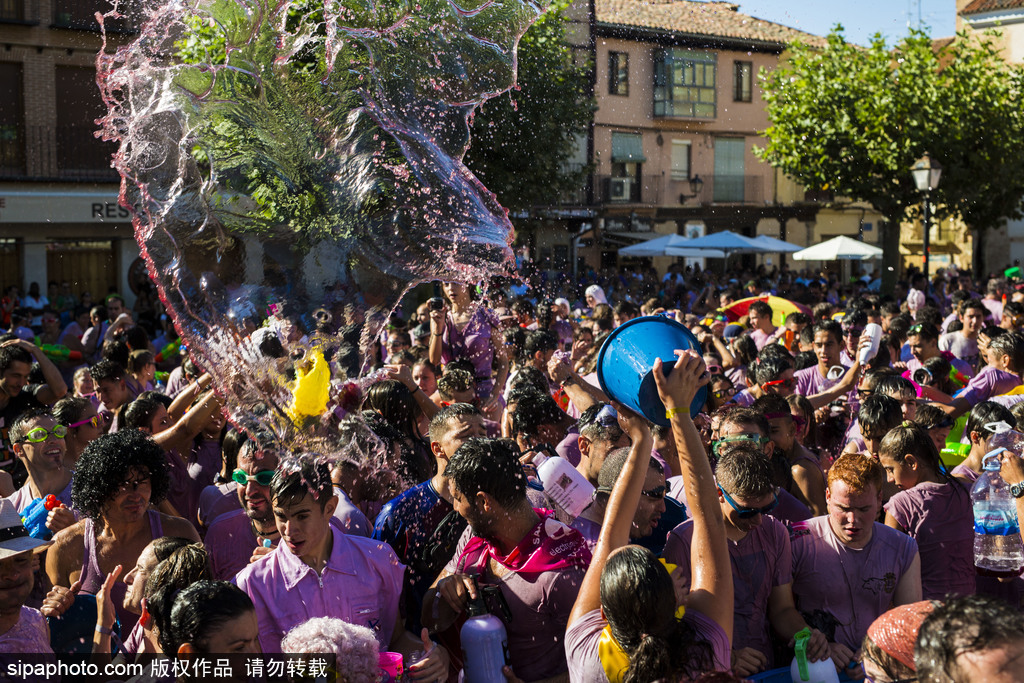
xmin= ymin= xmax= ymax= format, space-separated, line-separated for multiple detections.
xmin=0 ymin=123 xmax=25 ymax=177
xmin=687 ymin=174 xmax=765 ymax=204
xmin=56 ymin=124 xmax=119 ymax=180
xmin=593 ymin=175 xmax=660 ymax=205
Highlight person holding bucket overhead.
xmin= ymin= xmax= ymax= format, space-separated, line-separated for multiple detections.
xmin=565 ymin=350 xmax=734 ymax=682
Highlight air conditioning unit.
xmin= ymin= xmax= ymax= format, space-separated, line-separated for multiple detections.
xmin=609 ymin=177 xmax=633 ymax=201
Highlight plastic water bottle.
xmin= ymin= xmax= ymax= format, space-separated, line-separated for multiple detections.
xmin=972 ymin=449 xmax=1024 ymax=578
xmin=532 ymin=452 xmax=595 ymax=520
xmin=790 ymin=627 xmax=840 ymax=683
xmin=460 ymin=581 xmax=509 ymax=683
xmin=988 ymin=422 xmax=1024 ymax=457
xmin=858 ymin=323 xmax=882 ymax=364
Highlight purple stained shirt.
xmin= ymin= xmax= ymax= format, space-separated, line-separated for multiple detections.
xmin=441 ymin=306 xmax=500 ymax=399
xmin=750 ymin=328 xmax=775 ymax=351
xmin=445 ymin=524 xmax=588 ymax=681
xmin=795 ymin=364 xmax=846 ymax=398
xmin=770 ymin=487 xmax=813 ymax=524
xmin=565 ymin=608 xmax=730 ymax=683
xmin=790 ymin=516 xmax=919 ymax=650
xmin=939 ymin=332 xmax=980 ymax=369
xmin=956 ymin=366 xmax=1022 ymax=405
xmin=951 ymin=464 xmax=979 ymax=484
xmin=234 ymin=527 xmax=406 ymax=653
xmin=904 ymin=354 xmax=975 ymax=380
xmin=187 ymin=439 xmax=222 ymax=490
xmin=556 ymin=427 xmax=582 ymax=468
xmin=197 ymin=481 xmax=238 ymax=528
xmin=732 ymin=389 xmax=756 ymax=407
xmin=664 ymin=515 xmax=792 ymax=664
xmin=0 ymin=606 xmax=51 ymax=654
xmin=884 ymin=482 xmax=975 ymax=599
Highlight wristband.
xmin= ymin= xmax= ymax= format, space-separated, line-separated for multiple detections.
xmin=665 ymin=406 xmax=687 ymax=419
xmin=95 ymin=625 xmax=115 ymax=636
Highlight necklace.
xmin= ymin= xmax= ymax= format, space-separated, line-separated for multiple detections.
xmin=251 ymin=520 xmax=279 ymax=539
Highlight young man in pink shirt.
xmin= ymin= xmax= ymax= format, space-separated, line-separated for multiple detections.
xmin=747 ymin=300 xmax=777 ymax=351
xmin=234 ymin=462 xmax=450 ymax=679
xmin=790 ymin=454 xmax=921 ymax=677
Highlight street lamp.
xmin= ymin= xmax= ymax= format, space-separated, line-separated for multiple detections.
xmin=911 ymin=152 xmax=942 ymax=281
xmin=679 ymin=175 xmax=704 ymax=204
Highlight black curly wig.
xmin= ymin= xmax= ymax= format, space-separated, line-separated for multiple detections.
xmin=71 ymin=428 xmax=170 ymax=520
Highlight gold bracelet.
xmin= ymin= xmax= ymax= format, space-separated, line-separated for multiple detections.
xmin=665 ymin=406 xmax=687 ymax=419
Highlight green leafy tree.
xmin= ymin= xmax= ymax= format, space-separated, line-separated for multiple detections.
xmin=462 ymin=0 xmax=593 ymax=212
xmin=757 ymin=28 xmax=1024 ymax=283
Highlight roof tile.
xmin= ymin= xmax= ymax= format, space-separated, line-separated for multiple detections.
xmin=961 ymin=0 xmax=1024 ymax=15
xmin=595 ymin=0 xmax=827 ymax=48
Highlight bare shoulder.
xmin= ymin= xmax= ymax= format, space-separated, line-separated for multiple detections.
xmin=160 ymin=514 xmax=201 ymax=542
xmin=46 ymin=519 xmax=88 ymax=586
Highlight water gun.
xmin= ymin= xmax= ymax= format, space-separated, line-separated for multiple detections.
xmin=33 ymin=339 xmax=82 ymax=363
xmin=20 ymin=494 xmax=63 ymax=540
xmin=940 ymin=442 xmax=970 ymax=468
xmin=155 ymin=341 xmax=182 ymax=363
xmin=155 ymin=371 xmax=170 ymax=384
xmin=287 ymin=347 xmax=330 ymax=424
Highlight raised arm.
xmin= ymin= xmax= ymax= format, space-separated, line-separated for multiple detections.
xmin=427 ymin=306 xmax=447 ymax=367
xmin=655 ymin=351 xmax=732 ymax=642
xmin=154 ymin=389 xmax=224 ymax=455
xmin=567 ymin=403 xmax=653 ymax=626
xmin=2 ymin=339 xmax=68 ymax=405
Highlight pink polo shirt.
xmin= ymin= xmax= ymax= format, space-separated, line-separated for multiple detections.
xmin=234 ymin=527 xmax=406 ymax=653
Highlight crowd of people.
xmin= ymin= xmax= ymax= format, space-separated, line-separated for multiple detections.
xmin=1 ymin=258 xmax=1024 ymax=682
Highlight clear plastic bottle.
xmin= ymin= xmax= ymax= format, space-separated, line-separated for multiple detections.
xmin=460 ymin=582 xmax=509 ymax=683
xmin=972 ymin=448 xmax=1024 ymax=578
xmin=533 ymin=452 xmax=595 ymax=520
xmin=988 ymin=422 xmax=1024 ymax=457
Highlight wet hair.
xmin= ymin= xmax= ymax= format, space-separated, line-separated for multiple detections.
xmin=965 ymin=401 xmax=1014 ymax=443
xmin=915 ymin=594 xmax=1024 ymax=683
xmin=596 ymin=447 xmax=663 ymax=500
xmin=89 ymin=358 xmax=125 ymax=384
xmin=874 ymin=375 xmax=916 ymax=400
xmin=437 ymin=368 xmax=474 ymax=401
xmin=987 ymin=330 xmax=1024 ymax=372
xmin=361 ymin=379 xmax=424 ymax=446
xmin=858 ymin=394 xmax=903 ymax=441
xmin=146 ymin=543 xmax=213 ymax=633
xmin=522 ymin=330 xmax=557 ymax=362
xmin=913 ymin=403 xmax=949 ymax=430
xmin=52 ymin=396 xmax=92 ymax=429
xmin=961 ymin=298 xmax=987 ymax=317
xmin=812 ymin=320 xmax=843 ymax=345
xmin=752 ymin=394 xmax=792 ymax=421
xmin=9 ymin=408 xmax=54 ymax=445
xmin=751 ymin=355 xmax=793 ymax=385
xmin=915 ymin=306 xmax=944 ymax=329
xmin=101 ymin=340 xmax=131 ymax=369
xmin=446 ymin=438 xmax=527 ymax=509
xmin=72 ymin=429 xmax=171 ymax=519
xmin=138 ymin=390 xmax=172 ymax=408
xmin=270 ymin=461 xmax=334 ymax=511
xmin=730 ymin=335 xmax=758 ymax=366
xmin=599 ymin=545 xmax=713 ymax=683
xmin=879 ymin=423 xmax=958 ymax=486
xmin=1012 ymin=402 xmax=1024 ymax=432
xmin=578 ymin=403 xmax=625 ymax=444
xmin=0 ymin=345 xmax=32 ymax=376
xmin=220 ymin=428 xmax=247 ymax=474
xmin=613 ymin=300 xmax=640 ymax=319
xmin=280 ymin=618 xmax=379 ymax=682
xmin=757 ymin=344 xmax=792 ymax=362
xmin=508 ymin=365 xmax=549 ymax=395
xmin=719 ymin=407 xmax=770 ymax=439
xmin=123 ymin=326 xmax=150 ymax=352
xmin=748 ymin=300 xmax=772 ymax=319
xmin=123 ymin=397 xmax=165 ymax=431
xmin=798 ymin=325 xmax=815 ymax=346
xmin=428 ymin=403 xmax=482 ymax=444
xmin=786 ymin=394 xmax=819 ymax=446
xmin=907 ymin=321 xmax=940 ymax=344
xmin=714 ymin=442 xmax=774 ymax=499
xmin=157 ymin=581 xmax=254 ymax=655
xmin=827 ymin=453 xmax=884 ymax=495
xmin=511 ymin=393 xmax=566 ymax=439
xmin=127 ymin=349 xmax=155 ymax=375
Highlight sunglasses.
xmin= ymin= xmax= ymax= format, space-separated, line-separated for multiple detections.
xmin=706 ymin=364 xmax=724 ymax=375
xmin=712 ymin=434 xmax=767 ymax=457
xmin=762 ymin=378 xmax=795 ymax=390
xmin=856 ymin=388 xmax=874 ymax=398
xmin=908 ymin=323 xmax=924 ymax=335
xmin=18 ymin=424 xmax=68 ymax=443
xmin=712 ymin=386 xmax=737 ymax=400
xmin=232 ymin=469 xmax=276 ymax=487
xmin=719 ymin=487 xmax=779 ymax=519
xmin=843 ymin=327 xmax=864 ymax=337
xmin=68 ymin=414 xmax=106 ymax=430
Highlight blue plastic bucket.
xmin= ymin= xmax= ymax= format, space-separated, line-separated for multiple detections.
xmin=596 ymin=315 xmax=707 ymax=426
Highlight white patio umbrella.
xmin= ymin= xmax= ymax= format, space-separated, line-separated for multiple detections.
xmin=792 ymin=235 xmax=883 ymax=261
xmin=619 ymin=233 xmax=725 ymax=258
xmin=667 ymin=230 xmax=773 ymax=259
xmin=749 ymin=234 xmax=803 ymax=253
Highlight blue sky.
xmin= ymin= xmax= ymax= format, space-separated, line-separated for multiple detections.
xmin=739 ymin=0 xmax=957 ymax=46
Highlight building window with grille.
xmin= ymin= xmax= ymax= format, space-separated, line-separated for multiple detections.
xmin=653 ymin=49 xmax=716 ymax=118
xmin=608 ymin=52 xmax=629 ymax=96
xmin=733 ymin=61 xmax=752 ymax=102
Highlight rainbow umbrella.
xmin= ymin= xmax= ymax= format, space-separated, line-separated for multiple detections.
xmin=721 ymin=295 xmax=811 ymax=327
